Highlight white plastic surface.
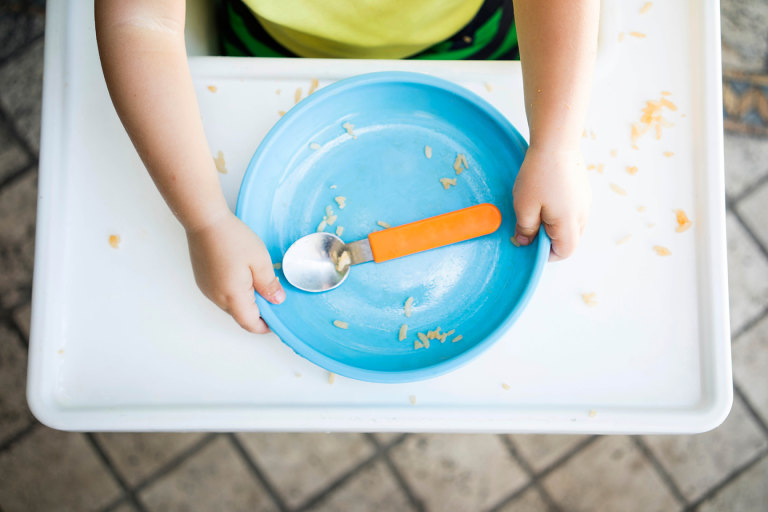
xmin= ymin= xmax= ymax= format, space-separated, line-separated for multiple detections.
xmin=28 ymin=0 xmax=731 ymax=433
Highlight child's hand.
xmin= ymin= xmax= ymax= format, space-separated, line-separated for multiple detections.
xmin=512 ymin=146 xmax=591 ymax=261
xmin=186 ymin=212 xmax=285 ymax=333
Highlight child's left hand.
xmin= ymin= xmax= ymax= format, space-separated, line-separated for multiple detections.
xmin=512 ymin=146 xmax=592 ymax=261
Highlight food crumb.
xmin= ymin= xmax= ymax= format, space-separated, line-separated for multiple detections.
xmin=417 ymin=332 xmax=429 ymax=344
xmin=108 ymin=234 xmax=120 ymax=249
xmin=404 ymin=296 xmax=414 ymax=317
xmin=675 ymin=209 xmax=692 ymax=233
xmin=342 ymin=121 xmax=357 ymax=139
xmin=453 ymin=153 xmax=468 ymax=174
xmin=640 ymin=1 xmax=652 ymax=14
xmin=330 ymin=184 xmax=337 ymax=189
xmin=510 ymin=236 xmax=521 ymax=247
xmin=308 ymin=78 xmax=319 ymax=95
xmin=333 ymin=320 xmax=349 ymax=329
xmin=648 ymin=223 xmax=656 ymax=228
xmin=501 ymin=383 xmax=511 ymax=391
xmin=610 ymin=149 xmax=618 ymax=157
xmin=328 ymin=372 xmax=335 ymax=384
xmin=661 ymin=91 xmax=672 ymax=96
xmin=484 ymin=82 xmax=493 ymax=92
xmin=310 ymin=142 xmax=321 ymax=150
xmin=463 ymin=35 xmax=472 ymax=43
xmin=335 ymin=250 xmax=351 ymax=273
xmin=334 ymin=196 xmax=347 ymax=209
xmin=294 ymin=87 xmax=302 ymax=104
xmin=213 ymin=150 xmax=227 ymax=174
xmin=629 ymin=31 xmax=647 ymax=38
xmin=57 ymin=349 xmax=64 ymax=355
xmin=451 ymin=335 xmax=463 ymax=343
xmin=425 ymin=145 xmax=432 ymax=159
xmin=414 ymin=340 xmax=424 ymax=350
xmin=275 ymin=89 xmax=281 ymax=95
xmin=317 ymin=219 xmax=327 ymax=232
xmin=336 ymin=226 xmax=344 ymax=237
xmin=377 ymin=220 xmax=391 ymax=229
xmin=653 ymin=245 xmax=671 ymax=256
xmin=295 ymin=372 xmax=302 ymax=377
xmin=597 ymin=164 xmax=605 ymax=174
xmin=273 ymin=262 xmax=282 ymax=270
xmin=637 ymin=205 xmax=646 ymax=212
xmin=409 ymin=395 xmax=417 ymax=405
xmin=626 ymin=165 xmax=639 ymax=175
xmin=399 ymin=324 xmax=408 ymax=341
xmin=616 ymin=234 xmax=632 ymax=245
xmin=610 ymin=183 xmax=627 ymax=196
xmin=590 ymin=130 xmax=597 ymax=140
xmin=440 ymin=177 xmax=457 ymax=189
xmin=589 ymin=409 xmax=597 ymax=418
xmin=207 ymin=85 xmax=217 ymax=93
xmin=663 ymin=151 xmax=675 ymax=157
xmin=582 ymin=129 xmax=588 ymax=138
xmin=326 ymin=215 xmax=338 ymax=226
xmin=618 ymin=32 xmax=625 ymax=42
xmin=278 ymin=110 xmax=286 ymax=117
xmin=582 ymin=292 xmax=598 ymax=307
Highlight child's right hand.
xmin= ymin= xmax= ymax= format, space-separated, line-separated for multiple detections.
xmin=185 ymin=211 xmax=285 ymax=333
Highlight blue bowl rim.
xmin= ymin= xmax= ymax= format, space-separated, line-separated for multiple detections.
xmin=235 ymin=71 xmax=550 ymax=383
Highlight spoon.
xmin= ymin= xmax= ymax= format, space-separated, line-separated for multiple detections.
xmin=281 ymin=203 xmax=502 ymax=292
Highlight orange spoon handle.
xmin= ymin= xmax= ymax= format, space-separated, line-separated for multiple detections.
xmin=368 ymin=203 xmax=502 ymax=263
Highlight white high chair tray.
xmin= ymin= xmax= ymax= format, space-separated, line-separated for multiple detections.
xmin=27 ymin=0 xmax=731 ymax=433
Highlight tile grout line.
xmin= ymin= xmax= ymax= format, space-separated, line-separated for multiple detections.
xmin=733 ymin=385 xmax=768 ymax=439
xmin=226 ymin=434 xmax=291 ymax=512
xmin=0 ymin=420 xmax=37 ymax=454
xmin=682 ymin=448 xmax=768 ymax=512
xmin=486 ymin=479 xmax=541 ymax=512
xmin=630 ymin=436 xmax=688 ymax=506
xmin=498 ymin=435 xmax=562 ymax=512
xmin=365 ymin=434 xmax=424 ymax=512
xmin=130 ymin=433 xmax=219 ymax=493
xmin=0 ymin=162 xmax=35 ymax=192
xmin=0 ymin=103 xmax=40 ymax=167
xmin=487 ymin=436 xmax=599 ymax=512
xmin=730 ymin=208 xmax=768 ymax=263
xmin=85 ymin=433 xmax=150 ymax=512
xmin=0 ymin=28 xmax=45 ymax=71
xmin=731 ymin=304 xmax=768 ymax=341
xmin=293 ymin=435 xmax=412 ymax=512
xmin=726 ymin=171 xmax=768 ymax=208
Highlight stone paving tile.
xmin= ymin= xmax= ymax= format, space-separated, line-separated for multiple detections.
xmin=720 ymin=0 xmax=768 ymax=72
xmin=0 ymin=119 xmax=29 ymax=183
xmin=373 ymin=432 xmax=401 ymax=445
xmin=725 ymin=212 xmax=768 ymax=335
xmin=306 ymin=459 xmax=414 ymax=512
xmin=0 ymin=426 xmax=121 ymax=512
xmin=643 ymin=396 xmax=768 ymax=503
xmin=494 ymin=486 xmax=550 ymax=512
xmin=0 ymin=4 xmax=45 ymax=64
xmin=0 ymin=170 xmax=36 ymax=309
xmin=95 ymin=432 xmax=207 ymax=487
xmin=732 ymin=314 xmax=768 ymax=425
xmin=0 ymin=323 xmax=31 ymax=444
xmin=140 ymin=436 xmax=277 ymax=512
xmin=698 ymin=454 xmax=768 ymax=512
xmin=736 ymin=180 xmax=768 ymax=251
xmin=389 ymin=434 xmax=529 ymax=512
xmin=542 ymin=436 xmax=680 ymax=512
xmin=236 ymin=433 xmax=375 ymax=509
xmin=11 ymin=301 xmax=30 ymax=340
xmin=0 ymin=38 xmax=43 ymax=153
xmin=724 ymin=133 xmax=768 ymax=199
xmin=111 ymin=502 xmax=140 ymax=512
xmin=507 ymin=434 xmax=590 ymax=472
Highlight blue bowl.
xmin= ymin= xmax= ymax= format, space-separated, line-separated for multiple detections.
xmin=236 ymin=71 xmax=549 ymax=383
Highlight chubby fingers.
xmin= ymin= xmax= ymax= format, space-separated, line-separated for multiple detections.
xmin=224 ymin=288 xmax=271 ymax=334
xmin=513 ymin=192 xmax=542 ymax=246
xmin=543 ymin=219 xmax=583 ymax=261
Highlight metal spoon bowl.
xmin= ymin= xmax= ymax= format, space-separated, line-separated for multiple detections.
xmin=282 ymin=232 xmax=350 ymax=292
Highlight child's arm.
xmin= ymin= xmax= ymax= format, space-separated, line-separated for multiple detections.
xmin=512 ymin=0 xmax=600 ymax=260
xmin=95 ymin=0 xmax=285 ymax=332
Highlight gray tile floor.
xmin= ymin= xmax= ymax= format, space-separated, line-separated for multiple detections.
xmin=1 ymin=1 xmax=768 ymax=511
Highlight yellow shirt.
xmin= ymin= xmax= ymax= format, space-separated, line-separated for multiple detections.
xmin=242 ymin=0 xmax=484 ymax=59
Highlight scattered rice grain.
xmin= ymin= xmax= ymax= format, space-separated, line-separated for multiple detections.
xmin=425 ymin=145 xmax=432 ymax=159
xmin=207 ymin=85 xmax=217 ymax=93
xmin=310 ymin=142 xmax=321 ymax=150
xmin=616 ymin=234 xmax=632 ymax=245
xmin=675 ymin=209 xmax=692 ymax=233
xmin=629 ymin=31 xmax=646 ymax=38
xmin=108 ymin=235 xmax=120 ymax=249
xmin=626 ymin=165 xmax=639 ymax=175
xmin=399 ymin=324 xmax=408 ymax=341
xmin=637 ymin=205 xmax=646 ymax=212
xmin=451 ymin=335 xmax=463 ymax=343
xmin=589 ymin=409 xmax=597 ymax=418
xmin=440 ymin=177 xmax=457 ymax=189
xmin=330 ymin=184 xmax=337 ymax=189
xmin=610 ymin=149 xmax=618 ymax=157
xmin=328 ymin=372 xmax=335 ymax=384
xmin=334 ymin=196 xmax=347 ymax=209
xmin=582 ymin=292 xmax=598 ymax=307
xmin=333 ymin=320 xmax=349 ymax=329
xmin=213 ymin=151 xmax=228 ymax=174
xmin=640 ymin=1 xmax=652 ymax=14
xmin=618 ymin=32 xmax=625 ymax=42
xmin=404 ymin=297 xmax=414 ymax=317
xmin=342 ymin=121 xmax=357 ymax=139
xmin=308 ymin=78 xmax=319 ymax=95
xmin=377 ymin=220 xmax=391 ymax=229
xmin=663 ymin=151 xmax=675 ymax=157
xmin=610 ymin=183 xmax=627 ymax=196
xmin=336 ymin=226 xmax=344 ymax=237
xmin=326 ymin=214 xmax=338 ymax=226
xmin=317 ymin=220 xmax=327 ymax=232
xmin=414 ymin=340 xmax=424 ymax=350
xmin=653 ymin=245 xmax=671 ymax=256
xmin=278 ymin=110 xmax=286 ymax=117
xmin=409 ymin=395 xmax=417 ymax=405
xmin=417 ymin=332 xmax=429 ymax=344
xmin=294 ymin=87 xmax=302 ymax=104
xmin=484 ymin=82 xmax=493 ymax=92
xmin=502 ymin=383 xmax=511 ymax=391
xmin=510 ymin=236 xmax=521 ymax=247
xmin=661 ymin=91 xmax=672 ymax=96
